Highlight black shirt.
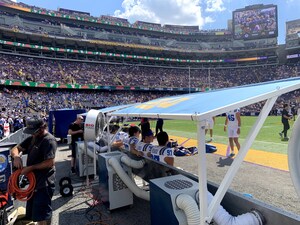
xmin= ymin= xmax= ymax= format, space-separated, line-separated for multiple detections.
xmin=141 ymin=121 xmax=150 ymax=137
xmin=282 ymin=109 xmax=290 ymax=124
xmin=69 ymin=122 xmax=84 ymax=144
xmin=20 ymin=133 xmax=57 ymax=189
xmin=156 ymin=118 xmax=164 ymax=126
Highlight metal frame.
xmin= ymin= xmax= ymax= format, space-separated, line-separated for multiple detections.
xmin=197 ymin=121 xmax=208 ymax=223
xmin=108 ymin=78 xmax=300 ymax=224
xmin=204 ymin=97 xmax=277 ymax=224
xmin=83 ymin=104 xmax=137 ymax=182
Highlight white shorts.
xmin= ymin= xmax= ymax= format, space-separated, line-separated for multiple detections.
xmin=227 ymin=126 xmax=239 ymax=138
xmin=205 ymin=119 xmax=214 ymax=129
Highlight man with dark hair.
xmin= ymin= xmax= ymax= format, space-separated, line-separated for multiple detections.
xmin=136 ymin=129 xmax=154 ymax=157
xmin=151 ymin=131 xmax=174 ymax=166
xmin=11 ymin=118 xmax=57 ymax=225
xmin=108 ymin=124 xmax=124 ymax=150
xmin=279 ymin=103 xmax=293 ymax=141
xmin=68 ymin=115 xmax=84 ymax=173
xmin=123 ymin=125 xmax=143 ymax=157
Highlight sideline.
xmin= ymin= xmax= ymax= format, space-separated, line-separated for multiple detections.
xmin=170 ymin=135 xmax=289 ymax=172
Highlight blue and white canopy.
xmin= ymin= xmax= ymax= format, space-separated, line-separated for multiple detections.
xmin=80 ymin=103 xmax=138 ymax=117
xmin=111 ymin=77 xmax=300 ymax=120
xmin=98 ymin=103 xmax=139 ymax=114
xmin=108 ymin=77 xmax=300 ymax=224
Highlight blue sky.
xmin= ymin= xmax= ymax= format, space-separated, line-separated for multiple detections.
xmin=13 ymin=0 xmax=300 ymax=44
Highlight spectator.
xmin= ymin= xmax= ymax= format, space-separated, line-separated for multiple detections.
xmin=13 ymin=116 xmax=24 ymax=132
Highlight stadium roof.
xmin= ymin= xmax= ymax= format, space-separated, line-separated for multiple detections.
xmin=111 ymin=77 xmax=300 ymax=120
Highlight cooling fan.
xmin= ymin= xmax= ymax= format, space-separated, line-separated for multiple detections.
xmin=84 ymin=109 xmax=105 ymax=141
xmin=288 ymin=115 xmax=300 ymax=199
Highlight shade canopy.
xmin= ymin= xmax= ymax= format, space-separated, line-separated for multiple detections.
xmin=80 ymin=103 xmax=139 ymax=117
xmin=111 ymin=77 xmax=300 ymax=121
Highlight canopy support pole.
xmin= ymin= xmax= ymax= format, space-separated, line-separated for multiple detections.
xmin=197 ymin=120 xmax=209 ymax=225
xmin=206 ymin=96 xmax=278 ymax=223
xmin=106 ymin=114 xmax=111 ymax=152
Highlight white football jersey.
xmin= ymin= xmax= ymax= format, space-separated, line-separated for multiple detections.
xmin=226 ymin=108 xmax=240 ymax=127
xmin=151 ymin=145 xmax=174 ymax=164
xmin=136 ymin=141 xmax=153 ymax=156
xmin=123 ymin=136 xmax=139 ymax=152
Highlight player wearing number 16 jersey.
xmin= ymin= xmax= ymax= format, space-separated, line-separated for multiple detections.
xmin=224 ymin=108 xmax=241 ymax=157
xmin=151 ymin=131 xmax=174 ymax=166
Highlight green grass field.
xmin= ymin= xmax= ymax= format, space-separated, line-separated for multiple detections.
xmin=148 ymin=116 xmax=295 ymax=155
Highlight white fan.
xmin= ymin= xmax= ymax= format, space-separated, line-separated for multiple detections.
xmin=84 ymin=109 xmax=105 ymax=141
xmin=288 ymin=115 xmax=300 ymax=199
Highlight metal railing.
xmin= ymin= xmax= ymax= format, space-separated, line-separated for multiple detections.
xmin=0 ymin=128 xmax=29 ymax=144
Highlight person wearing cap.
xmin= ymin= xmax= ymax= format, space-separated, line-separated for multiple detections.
xmin=68 ymin=115 xmax=84 ymax=174
xmin=136 ymin=129 xmax=154 ymax=157
xmin=10 ymin=117 xmax=57 ymax=225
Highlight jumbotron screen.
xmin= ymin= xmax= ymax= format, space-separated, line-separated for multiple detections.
xmin=233 ymin=5 xmax=278 ymax=40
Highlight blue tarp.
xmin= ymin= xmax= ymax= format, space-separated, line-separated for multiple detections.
xmin=111 ymin=77 xmax=300 ymax=120
xmin=49 ymin=109 xmax=86 ymax=138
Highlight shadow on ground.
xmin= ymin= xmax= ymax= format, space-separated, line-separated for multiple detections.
xmin=216 ymin=156 xmax=234 ymax=167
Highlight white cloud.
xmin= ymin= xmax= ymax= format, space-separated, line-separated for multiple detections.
xmin=114 ymin=0 xmax=206 ymax=27
xmin=205 ymin=0 xmax=226 ymax=12
xmin=204 ymin=16 xmax=215 ymax=23
xmin=11 ymin=0 xmax=17 ymax=2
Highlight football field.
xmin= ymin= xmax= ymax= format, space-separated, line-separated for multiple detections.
xmin=149 ymin=115 xmax=294 ymax=155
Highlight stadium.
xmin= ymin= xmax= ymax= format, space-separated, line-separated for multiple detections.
xmin=0 ymin=0 xmax=299 ymax=225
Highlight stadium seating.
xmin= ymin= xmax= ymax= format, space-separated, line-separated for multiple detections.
xmin=0 ymin=1 xmax=298 ymax=122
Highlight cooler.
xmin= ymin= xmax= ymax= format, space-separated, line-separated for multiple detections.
xmin=0 ymin=142 xmax=16 ymax=210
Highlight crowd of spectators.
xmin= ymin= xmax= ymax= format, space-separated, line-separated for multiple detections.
xmin=0 ymin=53 xmax=300 ymax=122
xmin=0 ymin=84 xmax=298 ymax=138
xmin=0 ymin=86 xmax=173 ymax=138
xmin=0 ymin=87 xmax=170 ymax=121
xmin=1 ymin=54 xmax=299 ymax=90
xmin=0 ymin=1 xmax=297 ymax=140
